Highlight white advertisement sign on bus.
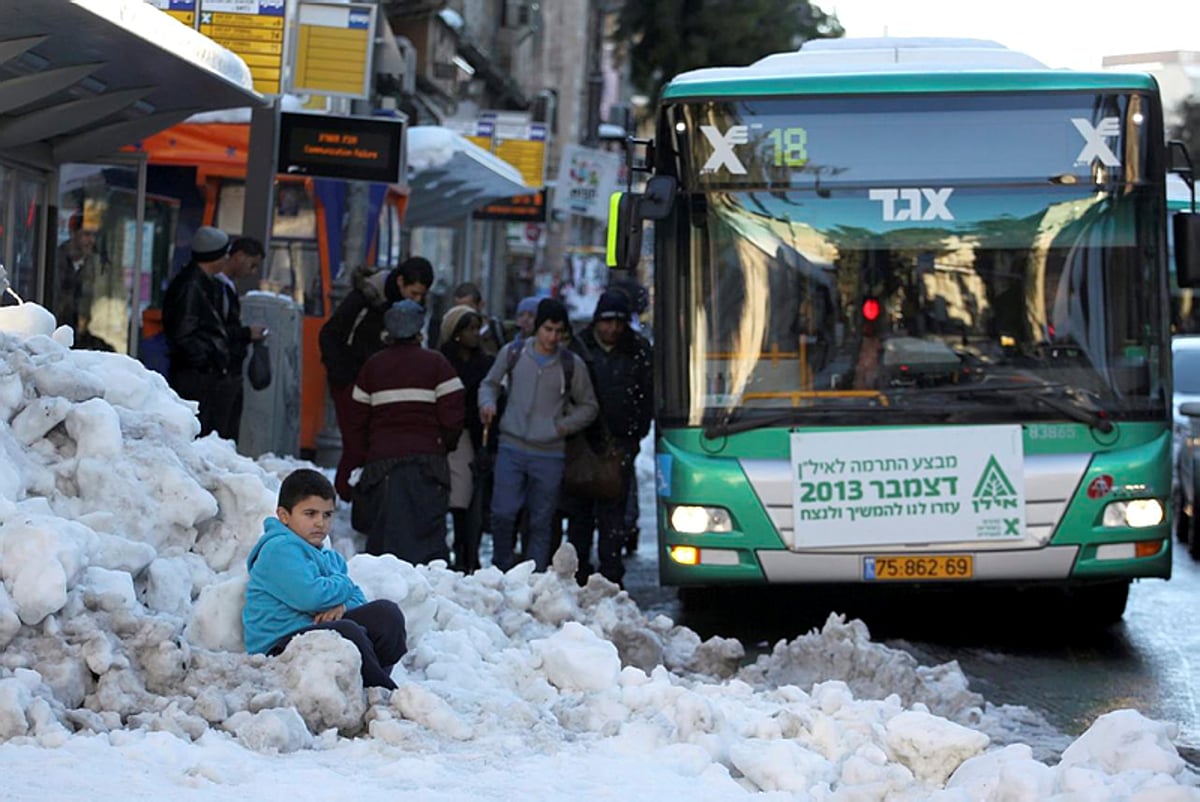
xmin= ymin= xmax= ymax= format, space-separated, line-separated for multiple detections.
xmin=789 ymin=425 xmax=1026 ymax=548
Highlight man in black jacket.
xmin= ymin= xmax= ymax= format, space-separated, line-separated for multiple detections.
xmin=163 ymin=226 xmax=237 ymax=437
xmin=318 ymin=256 xmax=434 ymax=439
xmin=566 ymin=290 xmax=653 ymax=586
xmin=214 ymin=236 xmax=267 ymax=443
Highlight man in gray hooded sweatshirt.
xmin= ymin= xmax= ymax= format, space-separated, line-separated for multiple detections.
xmin=479 ymin=298 xmax=597 ymax=571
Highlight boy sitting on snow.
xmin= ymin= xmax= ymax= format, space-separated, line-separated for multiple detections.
xmin=243 ymin=468 xmax=406 ymax=690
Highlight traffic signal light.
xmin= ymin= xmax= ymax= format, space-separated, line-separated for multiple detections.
xmin=861 ymin=297 xmax=880 ymax=337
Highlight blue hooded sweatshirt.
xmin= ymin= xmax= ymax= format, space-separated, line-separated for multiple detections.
xmin=242 ymin=516 xmax=367 ymax=655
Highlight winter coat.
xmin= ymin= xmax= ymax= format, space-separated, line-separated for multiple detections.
xmin=336 ymin=341 xmax=465 ymax=499
xmin=441 ymin=343 xmax=494 ymax=451
xmin=162 ymin=261 xmax=231 ymax=374
xmin=216 ymin=275 xmax=252 ymax=370
xmin=571 ymin=325 xmax=653 ymax=444
xmin=318 ymin=267 xmax=396 ymax=389
xmin=242 ymin=517 xmax=367 ymax=654
xmin=477 ymin=339 xmax=598 ymax=455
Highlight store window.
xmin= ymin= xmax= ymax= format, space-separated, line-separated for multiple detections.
xmin=0 ymin=163 xmax=47 ymax=307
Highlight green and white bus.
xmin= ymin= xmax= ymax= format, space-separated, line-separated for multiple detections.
xmin=609 ymin=37 xmax=1200 ymax=623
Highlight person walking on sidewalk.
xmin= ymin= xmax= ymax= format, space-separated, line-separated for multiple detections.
xmin=478 ymin=298 xmax=598 ymax=572
xmin=565 ymin=290 xmax=653 ymax=587
xmin=335 ymin=300 xmax=464 ymax=564
xmin=439 ymin=304 xmax=494 ymax=572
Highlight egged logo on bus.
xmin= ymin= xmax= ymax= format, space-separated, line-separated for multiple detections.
xmin=1072 ymin=117 xmax=1121 ymax=167
xmin=868 ymin=188 xmax=954 ymax=222
xmin=699 ymin=124 xmax=750 ymax=174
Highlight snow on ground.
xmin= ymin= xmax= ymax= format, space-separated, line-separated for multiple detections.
xmin=0 ymin=307 xmax=1197 ymax=800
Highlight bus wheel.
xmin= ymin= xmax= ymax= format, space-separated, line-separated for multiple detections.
xmin=1072 ymin=581 xmax=1130 ymax=627
xmin=1174 ymin=491 xmax=1190 ymax=542
xmin=1189 ymin=516 xmax=1200 ymax=558
xmin=678 ymin=586 xmax=716 ymax=613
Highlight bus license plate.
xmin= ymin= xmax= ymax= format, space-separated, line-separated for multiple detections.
xmin=864 ymin=555 xmax=973 ymax=581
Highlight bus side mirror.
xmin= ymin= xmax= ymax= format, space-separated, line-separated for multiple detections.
xmin=1176 ymin=212 xmax=1200 ymax=288
xmin=607 ymin=192 xmax=643 ymax=271
xmin=639 ymin=175 xmax=677 ymax=221
xmin=1169 ymin=140 xmax=1194 ymax=178
xmin=1168 ymin=141 xmax=1200 ymax=287
xmin=605 ymin=176 xmax=677 ymax=270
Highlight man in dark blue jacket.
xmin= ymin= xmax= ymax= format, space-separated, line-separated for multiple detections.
xmin=567 ymin=290 xmax=653 ymax=586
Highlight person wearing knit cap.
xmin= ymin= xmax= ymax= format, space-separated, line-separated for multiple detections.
xmin=438 ymin=304 xmax=492 ymax=572
xmin=592 ymin=289 xmax=630 ymax=322
xmin=319 ymin=256 xmax=435 ymax=441
xmin=190 ymin=226 xmax=230 ymax=262
xmin=438 ymin=303 xmax=479 ymax=348
xmin=337 ymin=299 xmax=465 ymax=564
xmin=162 ymin=226 xmax=241 ymax=438
xmin=561 ymin=288 xmax=653 ymax=587
xmin=477 ymin=297 xmax=599 ymax=572
xmin=514 ymin=295 xmax=541 ymax=339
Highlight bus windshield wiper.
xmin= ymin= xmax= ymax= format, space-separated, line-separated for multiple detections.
xmin=701 ymin=404 xmax=931 ymax=439
xmin=703 ymin=410 xmax=796 ymax=439
xmin=937 ymin=382 xmax=1115 ymax=433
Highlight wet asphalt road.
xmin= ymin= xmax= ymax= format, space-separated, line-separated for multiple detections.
xmin=621 ymin=513 xmax=1200 ymax=760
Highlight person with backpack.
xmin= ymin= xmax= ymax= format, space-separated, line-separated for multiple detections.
xmin=477 ymin=298 xmax=598 ymax=572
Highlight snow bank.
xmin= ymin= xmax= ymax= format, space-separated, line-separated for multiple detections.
xmin=0 ymin=322 xmax=1197 ymax=797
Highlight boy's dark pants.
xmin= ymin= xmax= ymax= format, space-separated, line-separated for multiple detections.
xmin=269 ymin=600 xmax=407 ymax=690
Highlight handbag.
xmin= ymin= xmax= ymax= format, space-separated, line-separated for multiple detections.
xmin=247 ymin=339 xmax=272 ymax=391
xmin=563 ymin=431 xmax=624 ymax=501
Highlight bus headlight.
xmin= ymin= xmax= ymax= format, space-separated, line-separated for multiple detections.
xmin=669 ymin=505 xmax=733 ymax=533
xmin=1102 ymin=499 xmax=1164 ymax=528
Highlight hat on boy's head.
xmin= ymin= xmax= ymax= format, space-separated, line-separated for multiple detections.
xmin=439 ymin=304 xmax=480 ymax=345
xmin=385 ymin=299 xmax=425 ymax=341
xmin=516 ymin=296 xmax=541 ymax=316
xmin=191 ymin=226 xmax=229 ymax=262
xmin=534 ymin=298 xmax=569 ymax=332
xmin=593 ymin=290 xmax=630 ymax=322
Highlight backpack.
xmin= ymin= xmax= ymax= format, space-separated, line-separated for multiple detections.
xmin=502 ymin=340 xmax=575 ymax=389
xmin=494 ymin=340 xmax=576 ymax=427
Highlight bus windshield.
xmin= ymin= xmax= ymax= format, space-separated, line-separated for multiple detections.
xmin=659 ymin=92 xmax=1169 ymax=428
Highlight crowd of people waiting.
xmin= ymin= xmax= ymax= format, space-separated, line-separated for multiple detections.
xmin=157 ymin=225 xmax=653 ymax=591
xmin=322 ymin=260 xmax=653 ymax=588
xmin=68 ymin=227 xmax=655 ymax=689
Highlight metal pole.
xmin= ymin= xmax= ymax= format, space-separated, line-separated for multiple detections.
xmin=129 ymin=154 xmax=147 ymax=357
xmin=584 ymin=0 xmax=604 ymax=148
xmin=243 ymin=97 xmax=280 ymax=249
xmin=460 ymin=213 xmax=474 ymax=286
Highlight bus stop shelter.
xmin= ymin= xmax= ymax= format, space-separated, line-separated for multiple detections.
xmin=0 ymin=0 xmax=262 ymax=322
